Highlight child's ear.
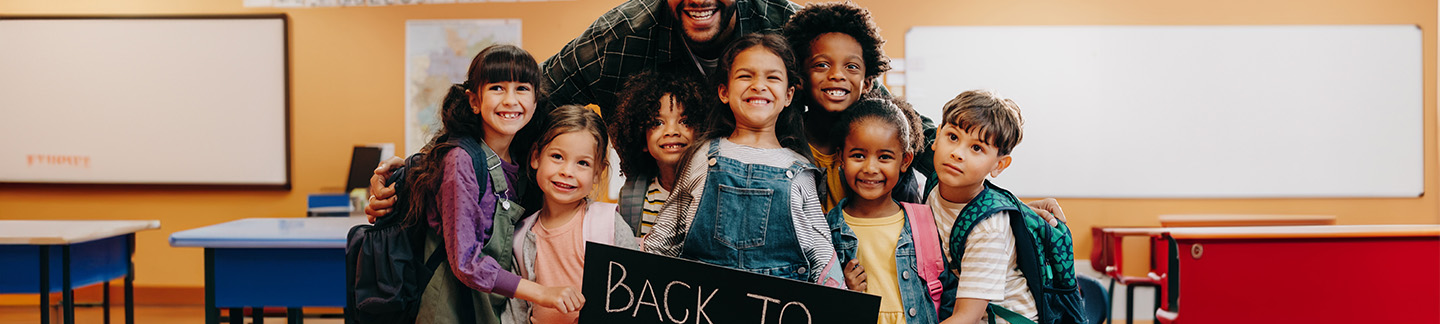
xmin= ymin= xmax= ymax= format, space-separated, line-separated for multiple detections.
xmin=900 ymin=152 xmax=914 ymax=172
xmin=863 ymin=79 xmax=874 ymax=95
xmin=782 ymin=85 xmax=795 ymax=108
xmin=717 ymin=84 xmax=729 ymax=104
xmin=990 ymin=155 xmax=1012 ymax=178
xmin=529 ymin=150 xmax=541 ymax=170
xmin=466 ymin=89 xmax=481 ymax=114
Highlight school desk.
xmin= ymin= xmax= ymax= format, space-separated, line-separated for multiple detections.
xmin=0 ymin=220 xmax=161 ymax=324
xmin=1157 ymin=214 xmax=1337 ymax=227
xmin=1155 ymin=224 xmax=1440 ymax=324
xmin=170 ymin=216 xmax=367 ymax=324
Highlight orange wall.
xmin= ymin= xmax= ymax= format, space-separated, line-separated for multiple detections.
xmin=0 ymin=0 xmax=1434 ymax=292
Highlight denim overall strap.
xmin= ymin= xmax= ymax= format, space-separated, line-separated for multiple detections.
xmin=680 ymin=139 xmax=811 ymax=281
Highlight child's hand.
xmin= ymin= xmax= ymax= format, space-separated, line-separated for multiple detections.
xmin=844 ymin=260 xmax=868 ymax=293
xmin=537 ymin=285 xmax=586 ymax=313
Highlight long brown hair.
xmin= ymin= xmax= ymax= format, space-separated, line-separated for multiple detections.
xmin=401 ymin=44 xmax=545 ymax=226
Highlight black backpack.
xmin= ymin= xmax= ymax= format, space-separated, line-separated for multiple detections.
xmin=345 ymin=137 xmax=493 ymax=324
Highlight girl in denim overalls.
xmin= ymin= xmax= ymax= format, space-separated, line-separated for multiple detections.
xmin=825 ymin=98 xmax=959 ymax=324
xmin=402 ymin=44 xmax=582 ymax=324
xmin=642 ymin=33 xmax=845 ymax=287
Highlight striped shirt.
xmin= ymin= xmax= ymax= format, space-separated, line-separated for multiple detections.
xmin=643 ymin=138 xmax=839 ymax=284
xmin=928 ymin=189 xmax=1038 ymax=324
xmin=639 ymin=178 xmax=668 ymax=236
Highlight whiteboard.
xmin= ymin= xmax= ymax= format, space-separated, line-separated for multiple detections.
xmin=905 ymin=25 xmax=1423 ymax=198
xmin=0 ymin=16 xmax=289 ymax=188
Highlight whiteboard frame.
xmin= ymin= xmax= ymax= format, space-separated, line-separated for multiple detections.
xmin=0 ymin=15 xmax=291 ymax=190
xmin=905 ymin=25 xmax=1424 ymax=198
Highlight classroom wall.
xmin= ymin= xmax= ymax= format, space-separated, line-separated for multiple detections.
xmin=0 ymin=0 xmax=1433 ymax=297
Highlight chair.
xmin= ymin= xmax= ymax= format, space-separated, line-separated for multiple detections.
xmin=1104 ymin=233 xmax=1163 ymax=324
xmin=1078 ymin=274 xmax=1110 ymax=324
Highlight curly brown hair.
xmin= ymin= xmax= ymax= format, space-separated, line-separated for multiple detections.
xmin=781 ymin=2 xmax=891 ymax=89
xmin=608 ymin=69 xmax=710 ymax=177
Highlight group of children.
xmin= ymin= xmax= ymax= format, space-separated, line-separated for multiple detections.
xmin=399 ymin=2 xmax=1071 ymax=324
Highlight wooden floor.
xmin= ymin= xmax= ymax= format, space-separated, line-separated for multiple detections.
xmin=0 ymin=305 xmax=343 ymax=324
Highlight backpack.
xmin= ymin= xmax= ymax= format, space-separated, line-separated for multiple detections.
xmin=901 ymin=202 xmax=947 ymax=314
xmin=346 ymin=137 xmax=495 ymax=324
xmin=942 ymin=180 xmax=1087 ymax=324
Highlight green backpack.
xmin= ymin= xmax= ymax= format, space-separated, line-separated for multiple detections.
xmin=930 ymin=179 xmax=1087 ymax=324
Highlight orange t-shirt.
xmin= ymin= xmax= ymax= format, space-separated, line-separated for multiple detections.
xmin=531 ymin=211 xmax=586 ymax=324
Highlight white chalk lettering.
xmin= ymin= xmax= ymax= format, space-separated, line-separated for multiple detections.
xmin=779 ymin=301 xmax=812 ymax=324
xmin=607 ymin=261 xmax=634 ymax=312
xmin=634 ymin=280 xmax=663 ymax=320
xmin=696 ymin=285 xmax=717 ymax=324
xmin=746 ymin=293 xmax=780 ymax=323
xmin=664 ymin=281 xmax=691 ymax=323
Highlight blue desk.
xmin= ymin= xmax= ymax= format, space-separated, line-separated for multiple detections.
xmin=0 ymin=220 xmax=160 ymax=324
xmin=170 ymin=217 xmax=367 ymax=324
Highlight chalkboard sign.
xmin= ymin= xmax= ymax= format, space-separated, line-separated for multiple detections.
xmin=581 ymin=243 xmax=880 ymax=324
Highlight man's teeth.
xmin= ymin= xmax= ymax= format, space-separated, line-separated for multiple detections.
xmin=687 ymin=9 xmax=716 ymax=19
xmin=826 ymin=89 xmax=848 ymax=97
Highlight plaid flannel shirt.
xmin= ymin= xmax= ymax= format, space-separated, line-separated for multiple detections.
xmin=540 ymin=0 xmax=800 ymax=116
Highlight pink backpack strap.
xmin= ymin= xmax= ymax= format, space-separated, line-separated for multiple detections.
xmin=902 ymin=202 xmax=945 ymax=313
xmin=583 ymin=201 xmax=618 ymax=245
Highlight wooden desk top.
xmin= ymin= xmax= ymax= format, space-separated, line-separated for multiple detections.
xmin=1158 ymin=214 xmax=1337 ymax=227
xmin=0 ymin=220 xmax=161 ymax=245
xmin=170 ymin=217 xmax=369 ymax=248
xmin=1165 ymin=224 xmax=1440 ymax=240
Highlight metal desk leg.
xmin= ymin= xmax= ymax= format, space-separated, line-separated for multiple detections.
xmin=205 ymin=248 xmax=218 ymax=324
xmin=288 ymin=307 xmax=303 ymax=324
xmin=126 ymin=233 xmax=135 ymax=324
xmin=40 ymin=246 xmax=50 ymax=324
xmin=63 ymin=245 xmax=74 ymax=324
xmin=103 ymin=281 xmax=111 ymax=324
xmin=229 ymin=308 xmax=244 ymax=324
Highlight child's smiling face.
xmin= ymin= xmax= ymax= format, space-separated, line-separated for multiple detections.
xmin=719 ymin=46 xmax=794 ymax=132
xmin=468 ymin=81 xmax=536 ymax=138
xmin=645 ymin=94 xmax=694 ymax=172
xmin=532 ymin=131 xmax=601 ymax=206
xmin=842 ymin=118 xmax=911 ymax=202
xmin=805 ymin=32 xmax=869 ymax=113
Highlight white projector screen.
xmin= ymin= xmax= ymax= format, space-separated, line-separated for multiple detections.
xmin=0 ymin=16 xmax=289 ymax=188
xmin=906 ymin=25 xmax=1423 ymax=198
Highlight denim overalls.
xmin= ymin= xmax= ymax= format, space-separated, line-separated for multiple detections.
xmin=679 ymin=139 xmax=820 ymax=281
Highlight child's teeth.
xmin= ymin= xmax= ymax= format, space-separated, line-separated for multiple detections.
xmin=827 ymin=90 xmax=847 ymax=97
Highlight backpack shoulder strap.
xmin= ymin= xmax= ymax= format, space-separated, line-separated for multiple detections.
xmin=901 ymin=202 xmax=945 ymax=313
xmin=583 ymin=201 xmax=619 ymax=244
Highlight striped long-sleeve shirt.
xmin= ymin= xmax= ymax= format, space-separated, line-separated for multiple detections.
xmin=642 ymin=138 xmax=841 ymax=285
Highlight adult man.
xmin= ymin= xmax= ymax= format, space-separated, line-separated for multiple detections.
xmin=541 ymin=0 xmax=801 ymax=117
xmin=365 ymin=0 xmax=800 ymax=218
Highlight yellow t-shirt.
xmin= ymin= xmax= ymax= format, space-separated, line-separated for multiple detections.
xmin=811 ymin=144 xmax=844 ymax=211
xmin=844 ymin=209 xmax=906 ymax=324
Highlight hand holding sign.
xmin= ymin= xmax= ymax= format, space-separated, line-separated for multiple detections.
xmin=581 ymin=242 xmax=880 ymax=324
xmin=517 ymin=281 xmax=586 ymax=313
